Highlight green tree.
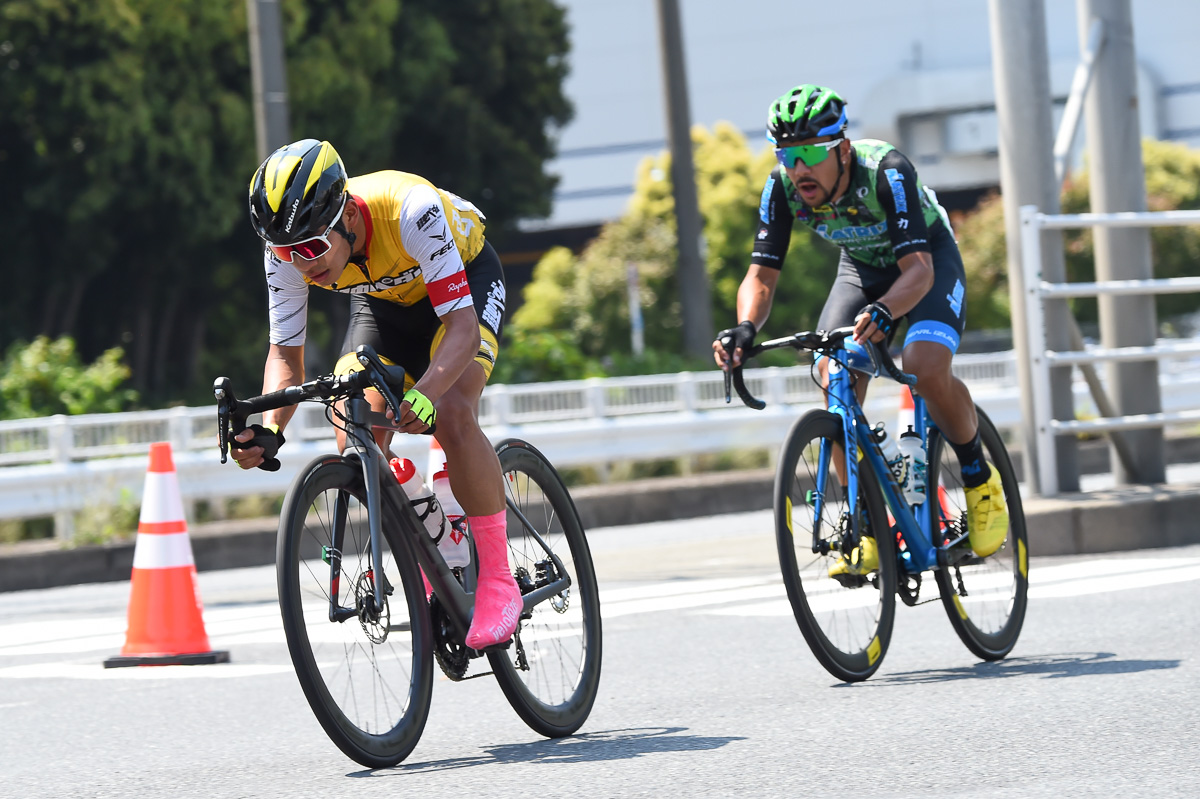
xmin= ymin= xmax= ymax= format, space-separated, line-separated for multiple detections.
xmin=0 ymin=336 xmax=138 ymax=419
xmin=508 ymin=123 xmax=839 ymax=379
xmin=0 ymin=0 xmax=572 ymax=406
xmin=956 ymin=138 xmax=1200 ymax=331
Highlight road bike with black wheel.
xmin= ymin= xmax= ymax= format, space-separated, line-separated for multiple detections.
xmin=722 ymin=327 xmax=1028 ymax=682
xmin=214 ymin=344 xmax=602 ymax=767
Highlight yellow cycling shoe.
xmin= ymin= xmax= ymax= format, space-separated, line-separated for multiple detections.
xmin=965 ymin=466 xmax=1008 ymax=557
xmin=829 ymin=535 xmax=879 ymax=577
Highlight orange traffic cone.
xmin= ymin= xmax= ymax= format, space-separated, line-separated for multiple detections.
xmin=103 ymin=442 xmax=229 ymax=668
xmin=897 ymin=385 xmax=916 ymax=435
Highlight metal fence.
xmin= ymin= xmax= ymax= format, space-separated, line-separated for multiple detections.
xmin=1020 ymin=205 xmax=1200 ymax=495
xmin=5 ymin=344 xmax=1200 ymax=537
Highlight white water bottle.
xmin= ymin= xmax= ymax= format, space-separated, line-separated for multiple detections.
xmin=391 ymin=458 xmax=468 ymax=567
xmin=873 ymin=422 xmax=907 ymax=488
xmin=432 ymin=469 xmax=471 ymax=568
xmin=898 ymin=426 xmax=927 ymax=505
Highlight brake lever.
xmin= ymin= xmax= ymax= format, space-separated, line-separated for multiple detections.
xmin=355 ymin=345 xmax=404 ymax=423
xmin=214 ymin=377 xmax=233 ymax=464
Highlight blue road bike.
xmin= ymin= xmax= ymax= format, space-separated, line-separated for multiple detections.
xmin=725 ymin=327 xmax=1028 ymax=682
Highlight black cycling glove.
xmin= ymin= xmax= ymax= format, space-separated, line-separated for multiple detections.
xmin=857 ymin=302 xmax=895 ymax=339
xmin=230 ymin=423 xmax=286 ymax=472
xmin=716 ymin=320 xmax=757 ymax=367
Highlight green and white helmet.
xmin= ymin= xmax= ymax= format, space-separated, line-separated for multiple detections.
xmin=767 ymin=84 xmax=848 ymax=145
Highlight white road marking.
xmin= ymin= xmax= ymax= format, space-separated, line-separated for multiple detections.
xmin=1 ymin=554 xmax=1196 ymax=677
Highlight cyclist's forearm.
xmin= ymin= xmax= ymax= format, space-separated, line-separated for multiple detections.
xmin=877 ymin=251 xmax=934 ymax=318
xmin=262 ymin=344 xmax=304 ymax=431
xmin=736 ymin=265 xmax=780 ymax=331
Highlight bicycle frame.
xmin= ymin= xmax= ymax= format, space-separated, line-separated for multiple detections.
xmin=819 ymin=350 xmax=939 ymax=573
xmin=337 ymin=392 xmax=574 ymax=641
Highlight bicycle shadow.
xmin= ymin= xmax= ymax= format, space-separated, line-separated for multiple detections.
xmin=849 ymin=651 xmax=1180 ymax=687
xmin=349 ymin=726 xmax=747 ymax=776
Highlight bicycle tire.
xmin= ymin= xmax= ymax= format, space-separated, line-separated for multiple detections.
xmin=930 ymin=407 xmax=1029 ymax=660
xmin=487 ymin=438 xmax=602 ymax=737
xmin=276 ymin=455 xmax=434 ymax=768
xmin=775 ymin=410 xmax=897 ymax=682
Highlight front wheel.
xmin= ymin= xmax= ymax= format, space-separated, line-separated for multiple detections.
xmin=929 ymin=407 xmax=1029 ymax=660
xmin=276 ymin=455 xmax=434 ymax=768
xmin=775 ymin=410 xmax=897 ymax=682
xmin=488 ymin=438 xmax=602 ymax=737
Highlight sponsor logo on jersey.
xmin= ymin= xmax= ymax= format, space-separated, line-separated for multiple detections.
xmin=332 ymin=265 xmax=422 ymax=293
xmin=446 ymin=276 xmax=469 ymax=296
xmin=428 ymin=227 xmax=447 ymax=241
xmin=857 ymin=186 xmax=869 ymax=199
xmin=482 ymin=279 xmax=506 ymax=332
xmin=415 ymin=204 xmax=443 ymax=231
xmin=759 ymin=177 xmax=775 ymax=224
xmin=814 ymin=222 xmax=888 ymax=242
xmin=885 ymin=168 xmax=908 ymax=213
xmin=947 ymin=278 xmax=965 ymax=317
xmin=430 ymin=240 xmax=455 ymax=260
xmin=757 ymin=228 xmax=768 ymax=240
xmin=897 ymin=218 xmax=908 ymax=229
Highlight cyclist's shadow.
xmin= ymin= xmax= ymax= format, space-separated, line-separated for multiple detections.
xmin=852 ymin=651 xmax=1180 ymax=687
xmin=350 ymin=726 xmax=747 ymax=776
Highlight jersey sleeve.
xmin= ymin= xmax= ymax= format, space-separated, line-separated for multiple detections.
xmin=750 ymin=167 xmax=793 ymax=270
xmin=875 ymin=149 xmax=932 ymax=260
xmin=398 ymin=183 xmax=473 ymax=317
xmin=264 ymin=248 xmax=310 ymax=346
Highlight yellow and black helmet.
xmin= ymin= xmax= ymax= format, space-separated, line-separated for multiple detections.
xmin=249 ymin=139 xmax=347 ymax=245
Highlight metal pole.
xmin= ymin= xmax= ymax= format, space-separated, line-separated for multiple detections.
xmin=988 ymin=0 xmax=1079 ymax=494
xmin=1077 ymin=0 xmax=1165 ymax=484
xmin=1021 ymin=206 xmax=1058 ymax=496
xmin=655 ymin=0 xmax=713 ymax=358
xmin=246 ymin=0 xmax=291 ymax=162
xmin=627 ymin=262 xmax=645 ymax=357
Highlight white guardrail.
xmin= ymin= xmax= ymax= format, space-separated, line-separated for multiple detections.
xmin=1020 ymin=206 xmax=1200 ymax=495
xmin=4 ymin=347 xmax=1200 ymax=536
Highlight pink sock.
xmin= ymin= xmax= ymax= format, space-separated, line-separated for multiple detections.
xmin=465 ymin=510 xmax=523 ymax=649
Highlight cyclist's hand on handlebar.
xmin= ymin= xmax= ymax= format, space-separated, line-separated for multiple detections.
xmin=393 ymin=387 xmax=437 ymax=434
xmin=230 ymin=423 xmax=285 ymax=471
xmin=713 ymin=321 xmax=757 ymax=370
xmin=854 ymin=301 xmax=894 ymax=344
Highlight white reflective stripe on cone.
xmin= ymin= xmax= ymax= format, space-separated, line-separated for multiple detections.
xmin=139 ymin=472 xmax=187 ymax=524
xmin=132 ymin=532 xmax=196 ymax=569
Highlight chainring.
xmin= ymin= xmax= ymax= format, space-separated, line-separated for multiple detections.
xmin=429 ymin=594 xmax=470 ymax=681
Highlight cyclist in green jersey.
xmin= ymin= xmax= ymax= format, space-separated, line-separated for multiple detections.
xmin=712 ymin=84 xmax=1007 ymax=571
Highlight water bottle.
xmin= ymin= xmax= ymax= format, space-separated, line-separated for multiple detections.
xmin=898 ymin=426 xmax=927 ymax=505
xmin=431 ymin=469 xmax=471 ymax=568
xmin=872 ymin=422 xmax=907 ymax=487
xmin=390 ymin=458 xmax=469 ymax=567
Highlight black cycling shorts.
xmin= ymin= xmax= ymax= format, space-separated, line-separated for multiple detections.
xmin=816 ymin=221 xmax=967 ymax=353
xmin=334 ymin=241 xmax=507 ymax=389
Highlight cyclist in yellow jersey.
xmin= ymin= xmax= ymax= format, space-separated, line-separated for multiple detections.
xmin=231 ymin=139 xmax=520 ymax=650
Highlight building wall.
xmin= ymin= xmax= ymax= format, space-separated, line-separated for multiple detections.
xmin=532 ymin=0 xmax=1200 ymax=230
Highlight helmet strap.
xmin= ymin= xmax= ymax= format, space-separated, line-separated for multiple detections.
xmin=333 ymin=218 xmax=356 ymax=250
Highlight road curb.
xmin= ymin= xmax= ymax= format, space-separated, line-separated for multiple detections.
xmin=3 ymin=467 xmax=1200 ymax=592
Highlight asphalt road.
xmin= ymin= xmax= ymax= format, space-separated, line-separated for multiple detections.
xmin=1 ymin=510 xmax=1198 ymax=798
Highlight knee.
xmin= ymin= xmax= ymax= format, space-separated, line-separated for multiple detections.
xmin=906 ymin=356 xmax=951 ymax=394
xmin=431 ymin=392 xmax=478 ymax=446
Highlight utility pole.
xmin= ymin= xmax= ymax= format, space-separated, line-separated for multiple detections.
xmin=988 ymin=0 xmax=1080 ymax=493
xmin=246 ymin=0 xmax=290 ymax=162
xmin=1077 ymin=0 xmax=1164 ymax=484
xmin=655 ymin=0 xmax=712 ymax=358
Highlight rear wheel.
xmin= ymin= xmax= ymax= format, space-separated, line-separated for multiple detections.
xmin=276 ymin=456 xmax=434 ymax=768
xmin=775 ymin=410 xmax=897 ymax=682
xmin=488 ymin=439 xmax=602 ymax=737
xmin=929 ymin=408 xmax=1029 ymax=660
